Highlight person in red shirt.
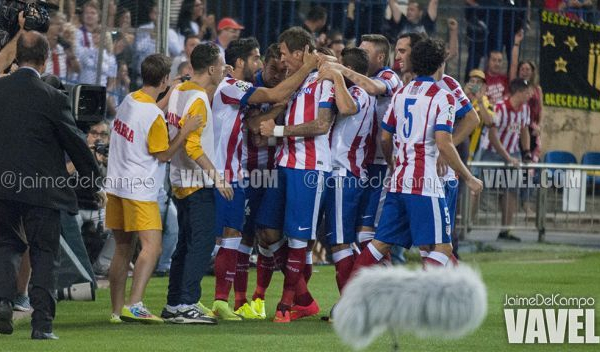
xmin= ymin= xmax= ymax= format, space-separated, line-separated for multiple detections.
xmin=485 ymin=50 xmax=509 ymax=104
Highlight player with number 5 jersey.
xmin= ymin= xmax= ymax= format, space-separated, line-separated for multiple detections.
xmin=351 ymin=38 xmax=483 ymax=274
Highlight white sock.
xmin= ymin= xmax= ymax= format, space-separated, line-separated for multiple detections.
xmin=221 ymin=237 xmax=242 ymax=250
xmin=357 ymin=231 xmax=375 ymax=244
xmin=237 ymin=243 xmax=253 ymax=255
xmin=258 ymin=245 xmax=272 ymax=257
xmin=419 ymin=250 xmax=430 ymax=259
xmin=367 ymin=243 xmax=384 ymax=261
xmin=287 ymin=237 xmax=308 ymax=249
xmin=305 ymin=251 xmax=313 ymax=265
xmin=332 ymin=248 xmax=354 ymax=263
xmin=427 ymin=251 xmax=449 ymax=266
xmin=211 ymin=245 xmax=221 ymax=257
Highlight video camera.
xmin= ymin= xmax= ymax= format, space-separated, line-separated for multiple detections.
xmin=0 ymin=0 xmax=57 ymax=48
xmin=41 ymin=74 xmax=108 ymax=127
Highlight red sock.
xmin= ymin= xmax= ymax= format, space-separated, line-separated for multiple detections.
xmin=351 ymin=243 xmax=382 ymax=275
xmin=214 ymin=247 xmax=237 ymax=301
xmin=280 ymin=247 xmax=305 ymax=307
xmin=334 ymin=255 xmax=355 ymax=293
xmin=252 ymin=250 xmax=274 ymax=300
xmin=271 ymin=241 xmax=288 ymax=271
xmin=294 ymin=276 xmax=313 ymax=307
xmin=234 ymin=249 xmax=250 ymax=310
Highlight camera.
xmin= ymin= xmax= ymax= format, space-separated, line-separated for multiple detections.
xmin=0 ymin=0 xmax=58 ymax=48
xmin=93 ymin=140 xmax=109 ymax=157
xmin=57 ymin=282 xmax=95 ymax=301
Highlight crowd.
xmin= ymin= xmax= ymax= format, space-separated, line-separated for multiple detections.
xmin=0 ymin=0 xmax=582 ymax=339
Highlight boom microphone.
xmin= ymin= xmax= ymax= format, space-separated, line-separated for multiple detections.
xmin=333 ymin=265 xmax=488 ymax=350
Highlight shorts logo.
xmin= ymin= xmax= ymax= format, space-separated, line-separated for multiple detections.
xmin=298 ymin=226 xmax=310 ymax=231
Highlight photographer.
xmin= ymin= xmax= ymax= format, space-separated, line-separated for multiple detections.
xmin=0 ymin=12 xmax=24 ymax=72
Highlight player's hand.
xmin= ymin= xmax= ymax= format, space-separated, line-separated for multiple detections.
xmin=447 ymin=18 xmax=458 ymax=31
xmin=436 ymin=156 xmax=449 ymax=177
xmin=514 ymin=29 xmax=524 ymax=45
xmin=466 ymin=176 xmax=483 ymax=196
xmin=507 ymin=157 xmax=520 ymax=168
xmin=260 ymin=119 xmax=276 ymax=137
xmin=216 ymin=179 xmax=234 ymax=201
xmin=181 ymin=114 xmax=203 ymax=134
xmin=318 ymin=62 xmax=342 ymax=82
xmin=301 ymin=45 xmax=319 ymax=70
xmin=94 ymin=190 xmax=107 ymax=208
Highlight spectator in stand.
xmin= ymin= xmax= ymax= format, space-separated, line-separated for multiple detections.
xmin=327 ymin=31 xmax=345 ymax=62
xmin=45 ymin=12 xmax=80 ymax=81
xmin=79 ymin=29 xmax=117 ymax=86
xmin=214 ymin=18 xmax=244 ymax=59
xmin=170 ymin=35 xmax=200 ymax=79
xmin=485 ymin=51 xmax=509 ymax=104
xmin=113 ymin=62 xmax=131 ymax=108
xmin=384 ymin=0 xmax=438 ymax=39
xmin=509 ymin=30 xmax=542 ymax=162
xmin=544 ymin=0 xmax=565 ymax=12
xmin=302 ymin=5 xmax=329 ymax=47
xmin=563 ymin=0 xmax=594 ymax=21
xmin=465 ymin=69 xmax=495 ymax=229
xmin=75 ymin=0 xmax=100 ymax=57
xmin=482 ymin=78 xmax=533 ymax=242
xmin=464 ymin=0 xmax=530 ymax=79
xmin=176 ymin=0 xmax=216 ymax=42
xmin=133 ymin=2 xmax=160 ymax=87
xmin=113 ymin=7 xmax=135 ymax=72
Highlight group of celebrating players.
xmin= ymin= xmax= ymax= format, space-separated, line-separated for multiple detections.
xmin=103 ymin=25 xmax=484 ymax=325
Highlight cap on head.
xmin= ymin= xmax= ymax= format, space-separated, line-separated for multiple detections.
xmin=468 ymin=69 xmax=486 ymax=82
xmin=218 ymin=17 xmax=244 ymax=31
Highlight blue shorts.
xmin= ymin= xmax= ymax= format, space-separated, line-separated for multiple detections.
xmin=256 ymin=167 xmax=327 ymax=240
xmin=214 ymin=182 xmax=246 ymax=236
xmin=357 ymin=164 xmax=388 ymax=228
xmin=443 ymin=178 xmax=459 ymax=232
xmin=324 ymin=171 xmax=365 ymax=245
xmin=243 ymin=181 xmax=267 ymax=238
xmin=375 ymin=193 xmax=452 ymax=249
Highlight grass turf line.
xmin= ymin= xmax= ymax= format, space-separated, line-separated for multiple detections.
xmin=1 ymin=251 xmax=599 ymax=352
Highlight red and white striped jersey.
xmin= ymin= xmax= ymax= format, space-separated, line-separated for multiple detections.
xmin=437 ymin=74 xmax=474 ymax=181
xmin=212 ymin=76 xmax=256 ymax=182
xmin=489 ymin=98 xmax=530 ymax=154
xmin=330 ymin=85 xmax=376 ymax=179
xmin=242 ymin=109 xmax=279 ymax=172
xmin=277 ymin=71 xmax=336 ymax=171
xmin=382 ymin=76 xmax=456 ymax=197
xmin=369 ymin=67 xmax=403 ymax=166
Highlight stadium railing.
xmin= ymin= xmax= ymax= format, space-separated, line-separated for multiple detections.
xmin=461 ymin=161 xmax=600 ymax=242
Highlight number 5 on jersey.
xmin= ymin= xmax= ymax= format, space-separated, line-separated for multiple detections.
xmin=402 ymin=98 xmax=416 ymax=138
